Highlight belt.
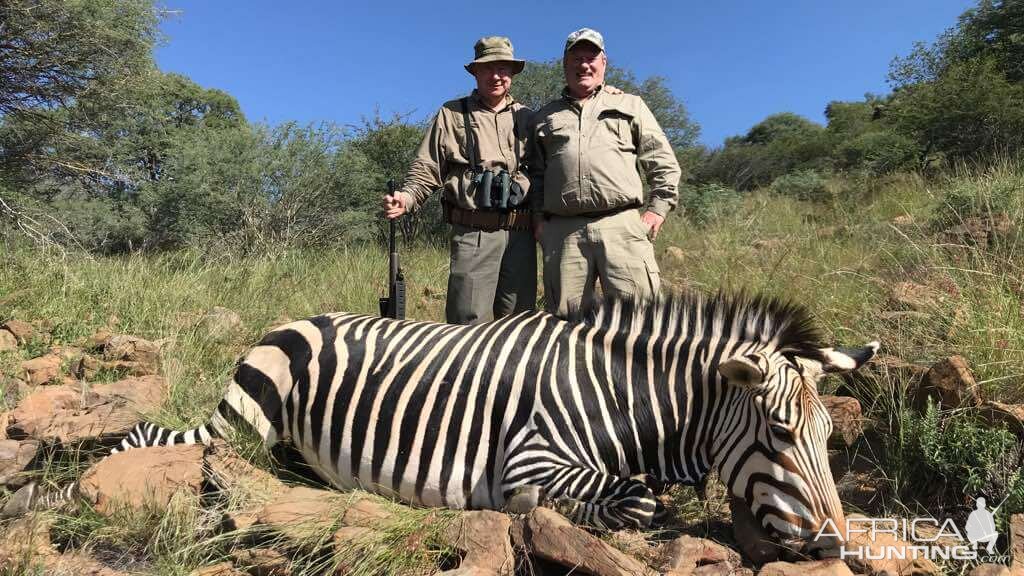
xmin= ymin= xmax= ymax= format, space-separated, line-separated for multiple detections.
xmin=446 ymin=205 xmax=532 ymax=231
xmin=543 ymin=203 xmax=641 ymax=220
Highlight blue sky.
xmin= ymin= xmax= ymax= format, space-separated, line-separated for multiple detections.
xmin=156 ymin=1 xmax=974 ymax=147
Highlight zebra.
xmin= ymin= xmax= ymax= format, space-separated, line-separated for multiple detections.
xmin=6 ymin=291 xmax=876 ymax=548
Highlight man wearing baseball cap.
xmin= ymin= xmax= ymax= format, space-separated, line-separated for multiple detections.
xmin=383 ymin=37 xmax=536 ymax=325
xmin=529 ymin=28 xmax=681 ymax=315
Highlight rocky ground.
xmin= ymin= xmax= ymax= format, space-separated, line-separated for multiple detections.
xmin=1 ymin=306 xmax=1023 ymax=575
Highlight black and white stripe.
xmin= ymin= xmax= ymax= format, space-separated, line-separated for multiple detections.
xmin=43 ymin=292 xmax=879 ymax=535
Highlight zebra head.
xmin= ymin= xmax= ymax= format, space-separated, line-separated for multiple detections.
xmin=715 ymin=341 xmax=879 ymax=548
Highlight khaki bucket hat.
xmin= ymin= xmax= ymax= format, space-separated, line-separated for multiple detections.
xmin=464 ymin=36 xmax=526 ymax=75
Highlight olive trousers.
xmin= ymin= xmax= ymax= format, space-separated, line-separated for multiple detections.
xmin=446 ymin=224 xmax=537 ymax=325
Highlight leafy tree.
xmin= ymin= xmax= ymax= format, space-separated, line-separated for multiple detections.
xmin=0 ymin=0 xmax=157 ymax=117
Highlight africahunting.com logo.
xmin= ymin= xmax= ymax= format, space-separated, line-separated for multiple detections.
xmin=814 ymin=497 xmax=1012 ymax=563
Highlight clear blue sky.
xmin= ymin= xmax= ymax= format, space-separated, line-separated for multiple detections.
xmin=156 ymin=0 xmax=974 ymax=147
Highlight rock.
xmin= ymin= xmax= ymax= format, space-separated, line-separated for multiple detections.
xmin=341 ymin=496 xmax=396 ymax=528
xmin=2 ymin=319 xmax=35 ymax=343
xmin=202 ymin=306 xmax=243 ymax=340
xmin=256 ymin=485 xmax=347 ymax=539
xmin=889 ymin=281 xmax=941 ymax=311
xmin=101 ymin=335 xmax=161 ymax=374
xmin=515 ymin=507 xmax=654 ymax=576
xmin=19 ymin=354 xmax=62 ymax=386
xmin=665 ymin=246 xmax=687 ymax=265
xmin=84 ymin=328 xmax=114 ymax=350
xmin=0 ymin=329 xmax=16 ymax=351
xmin=231 ymin=548 xmax=291 ymax=576
xmin=437 ymin=568 xmax=500 ymax=576
xmin=204 ymin=438 xmax=287 ymax=500
xmin=189 ymin=563 xmax=246 ymax=576
xmin=942 ymin=217 xmax=990 ymax=246
xmin=969 ymin=564 xmax=1010 ymax=576
xmin=71 ymin=353 xmax=156 ymax=379
xmin=730 ymin=497 xmax=779 ymax=564
xmin=79 ymin=443 xmax=205 ymax=515
xmin=5 ymin=375 xmax=165 ymax=443
xmin=759 ymin=560 xmax=853 ymax=576
xmin=915 ymin=355 xmax=981 ymax=410
xmin=820 ymin=396 xmax=863 ymax=447
xmin=607 ymin=530 xmax=653 ymax=563
xmin=890 ymin=214 xmax=915 ymax=227
xmin=980 ymin=401 xmax=1024 ymax=439
xmin=332 ymin=526 xmax=382 ymax=573
xmin=865 ymin=354 xmax=929 ymax=385
xmin=0 ymin=438 xmax=40 ymax=487
xmin=654 ymin=534 xmax=741 ymax=576
xmin=444 ymin=510 xmax=514 ymax=575
xmin=1010 ymin=513 xmax=1024 ymax=574
xmin=843 ymin=515 xmax=940 ymax=576
xmin=44 ymin=553 xmax=133 ymax=575
xmin=0 ymin=515 xmax=55 ymax=565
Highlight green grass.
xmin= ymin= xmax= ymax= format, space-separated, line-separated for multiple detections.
xmin=1 ymin=161 xmax=1023 ymax=574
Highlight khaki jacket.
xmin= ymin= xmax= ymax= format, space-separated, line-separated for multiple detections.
xmin=529 ymin=85 xmax=680 ymax=217
xmin=399 ymin=91 xmax=533 ymax=212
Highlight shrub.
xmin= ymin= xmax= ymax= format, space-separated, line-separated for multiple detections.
xmin=768 ymin=169 xmax=832 ymax=202
xmin=678 ymin=183 xmax=741 ymax=227
xmin=835 ymin=130 xmax=921 ymax=175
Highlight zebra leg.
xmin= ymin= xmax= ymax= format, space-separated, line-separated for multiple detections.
xmin=112 ymin=420 xmax=220 ymax=454
xmin=542 ymin=467 xmax=660 ymax=530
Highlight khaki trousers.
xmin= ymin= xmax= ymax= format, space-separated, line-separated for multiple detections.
xmin=541 ymin=209 xmax=661 ymax=316
xmin=446 ymin=224 xmax=537 ymax=325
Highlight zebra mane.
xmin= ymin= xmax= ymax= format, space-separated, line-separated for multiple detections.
xmin=568 ymin=290 xmax=827 ymax=360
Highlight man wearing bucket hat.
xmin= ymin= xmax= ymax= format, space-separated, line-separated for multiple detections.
xmin=529 ymin=28 xmax=680 ymax=315
xmin=383 ymin=37 xmax=536 ymax=325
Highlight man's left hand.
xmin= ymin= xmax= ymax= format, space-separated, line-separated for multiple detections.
xmin=641 ymin=211 xmax=665 ymax=240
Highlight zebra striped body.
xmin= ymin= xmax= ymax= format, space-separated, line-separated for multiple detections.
xmin=111 ymin=293 xmax=876 ymax=536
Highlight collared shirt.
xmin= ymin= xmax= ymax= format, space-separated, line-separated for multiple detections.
xmin=529 ymin=85 xmax=680 ymax=217
xmin=399 ymin=90 xmax=533 ymax=212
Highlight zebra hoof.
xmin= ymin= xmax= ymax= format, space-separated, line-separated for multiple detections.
xmin=0 ymin=483 xmax=38 ymax=518
xmin=549 ymin=496 xmax=579 ymax=519
xmin=504 ymin=484 xmax=545 ymax=514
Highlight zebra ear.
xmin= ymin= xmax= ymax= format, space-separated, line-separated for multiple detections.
xmin=719 ymin=354 xmax=767 ymax=388
xmin=816 ymin=341 xmax=880 ymax=373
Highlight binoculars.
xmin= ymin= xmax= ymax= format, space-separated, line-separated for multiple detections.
xmin=473 ymin=169 xmax=526 ymax=211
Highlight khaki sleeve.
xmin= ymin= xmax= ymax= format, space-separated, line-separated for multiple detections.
xmin=399 ymin=109 xmax=447 ymax=212
xmin=635 ymin=98 xmax=681 ymax=218
xmin=527 ymin=111 xmax=546 ymax=219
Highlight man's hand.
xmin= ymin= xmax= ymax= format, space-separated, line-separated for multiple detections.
xmin=641 ymin=211 xmax=665 ymax=240
xmin=383 ymin=193 xmax=408 ymax=219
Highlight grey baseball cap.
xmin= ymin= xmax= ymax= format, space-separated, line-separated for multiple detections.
xmin=564 ymin=28 xmax=605 ymax=52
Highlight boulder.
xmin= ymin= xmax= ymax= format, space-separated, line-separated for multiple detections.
xmin=5 ymin=375 xmax=165 ymax=443
xmin=202 ymin=306 xmax=243 ymax=340
xmin=2 ymin=319 xmax=35 ymax=343
xmin=758 ymin=560 xmax=853 ymax=576
xmin=19 ymin=354 xmax=62 ymax=386
xmin=980 ymin=401 xmax=1024 ymax=439
xmin=230 ymin=548 xmax=291 ymax=576
xmin=890 ymin=214 xmax=915 ymax=228
xmin=914 ymin=355 xmax=981 ymax=409
xmin=654 ymin=534 xmax=741 ymax=576
xmin=969 ymin=564 xmax=1010 ymax=576
xmin=1011 ymin=513 xmax=1024 ymax=574
xmin=865 ymin=354 xmax=929 ymax=385
xmin=100 ymin=335 xmax=161 ymax=374
xmin=513 ymin=507 xmax=654 ymax=576
xmin=44 ymin=553 xmax=132 ymax=575
xmin=79 ymin=443 xmax=205 ymax=515
xmin=0 ymin=515 xmax=55 ymax=565
xmin=189 ymin=563 xmax=247 ymax=576
xmin=204 ymin=439 xmax=288 ymax=502
xmin=842 ymin=514 xmax=940 ymax=576
xmin=0 ymin=328 xmax=16 ymax=351
xmin=255 ymin=485 xmax=348 ymax=539
xmin=443 ymin=510 xmax=514 ymax=575
xmin=0 ymin=438 xmax=40 ymax=487
xmin=730 ymin=497 xmax=780 ymax=564
xmin=889 ymin=282 xmax=941 ymax=312
xmin=820 ymin=396 xmax=863 ymax=447
xmin=340 ymin=496 xmax=396 ymax=528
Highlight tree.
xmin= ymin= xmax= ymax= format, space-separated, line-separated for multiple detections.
xmin=0 ymin=0 xmax=158 ymax=116
xmin=512 ymin=59 xmax=701 ymax=150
